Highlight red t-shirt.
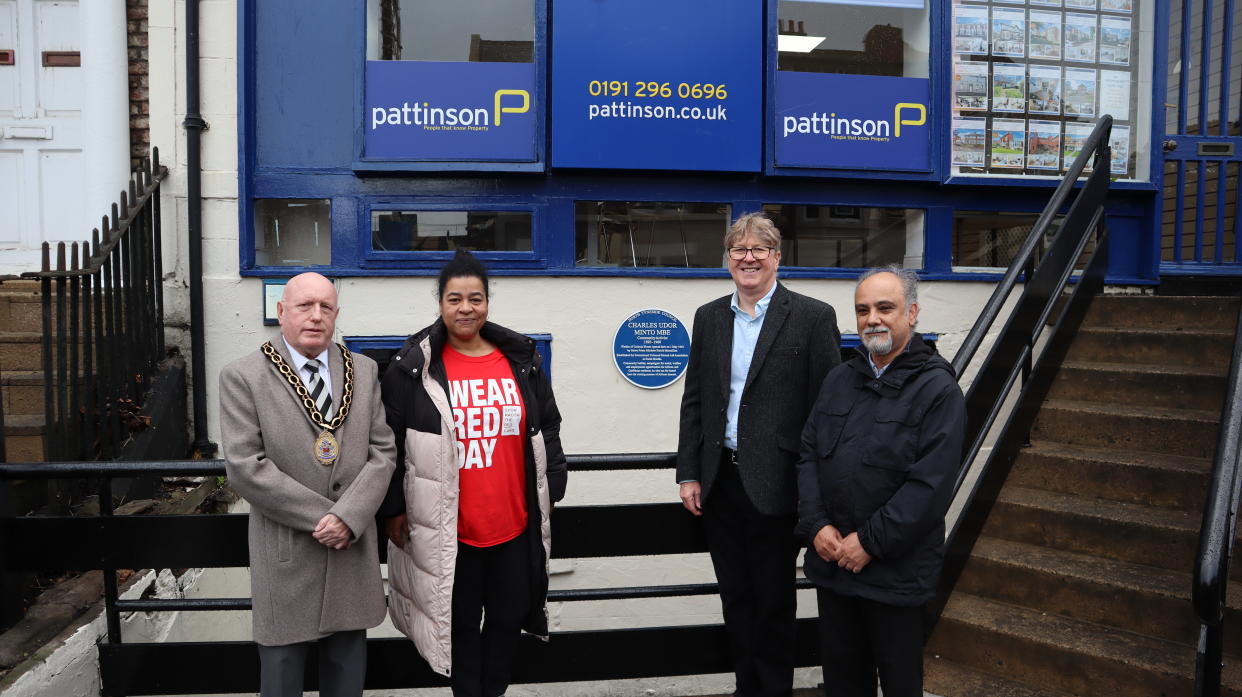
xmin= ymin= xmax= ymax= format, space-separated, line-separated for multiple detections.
xmin=442 ymin=346 xmax=528 ymax=547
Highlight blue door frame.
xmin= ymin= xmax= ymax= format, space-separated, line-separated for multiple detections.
xmin=1159 ymin=0 xmax=1241 ymax=275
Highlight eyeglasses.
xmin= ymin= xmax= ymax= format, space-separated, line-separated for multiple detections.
xmin=726 ymin=246 xmax=776 ymax=260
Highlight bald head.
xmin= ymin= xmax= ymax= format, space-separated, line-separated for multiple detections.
xmin=277 ymin=273 xmax=339 ymax=358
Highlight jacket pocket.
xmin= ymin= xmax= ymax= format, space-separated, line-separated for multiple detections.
xmin=815 ymin=404 xmax=852 ymax=459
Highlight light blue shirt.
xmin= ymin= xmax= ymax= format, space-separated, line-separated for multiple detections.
xmin=867 ymin=351 xmax=891 ymax=378
xmin=724 ymin=282 xmax=777 ymax=450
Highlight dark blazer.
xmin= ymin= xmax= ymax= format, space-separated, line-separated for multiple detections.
xmin=676 ymin=282 xmax=841 ymax=517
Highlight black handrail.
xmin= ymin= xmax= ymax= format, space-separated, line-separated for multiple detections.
xmin=928 ymin=116 xmax=1114 ymax=629
xmin=1192 ymin=301 xmax=1242 ymax=697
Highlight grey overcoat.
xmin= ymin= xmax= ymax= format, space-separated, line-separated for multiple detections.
xmin=220 ymin=340 xmax=396 ymax=646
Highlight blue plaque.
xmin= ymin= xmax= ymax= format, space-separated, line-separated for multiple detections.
xmin=613 ymin=309 xmax=691 ymax=390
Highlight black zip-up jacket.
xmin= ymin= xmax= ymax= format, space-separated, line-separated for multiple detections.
xmin=795 ymin=334 xmax=965 ymax=607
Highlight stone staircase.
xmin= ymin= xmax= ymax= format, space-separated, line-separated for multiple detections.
xmin=0 ymin=280 xmax=46 ymax=463
xmin=925 ymin=293 xmax=1242 ymax=697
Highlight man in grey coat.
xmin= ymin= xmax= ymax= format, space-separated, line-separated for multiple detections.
xmin=220 ymin=272 xmax=396 ymax=697
xmin=677 ymin=213 xmax=841 ymax=697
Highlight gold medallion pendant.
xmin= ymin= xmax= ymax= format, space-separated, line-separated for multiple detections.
xmin=315 ymin=430 xmax=340 ymax=466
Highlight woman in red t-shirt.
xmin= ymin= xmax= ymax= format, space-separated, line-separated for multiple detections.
xmin=378 ymin=250 xmax=568 ymax=697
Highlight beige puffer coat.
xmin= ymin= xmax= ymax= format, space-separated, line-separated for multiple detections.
xmin=378 ymin=321 xmax=568 ymax=676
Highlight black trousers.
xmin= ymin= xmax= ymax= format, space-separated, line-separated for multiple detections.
xmin=257 ymin=629 xmax=367 ymax=697
xmin=703 ymin=454 xmax=800 ymax=697
xmin=815 ymin=589 xmax=924 ymax=697
xmin=451 ymin=530 xmax=532 ymax=697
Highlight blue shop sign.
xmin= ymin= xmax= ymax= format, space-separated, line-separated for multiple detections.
xmin=551 ymin=0 xmax=762 ymax=172
xmin=613 ymin=309 xmax=691 ymax=390
xmin=365 ymin=61 xmax=537 ymax=161
xmin=775 ymin=72 xmax=931 ymax=171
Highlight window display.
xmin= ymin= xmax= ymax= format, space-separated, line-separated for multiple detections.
xmin=950 ymin=0 xmax=1150 ymax=180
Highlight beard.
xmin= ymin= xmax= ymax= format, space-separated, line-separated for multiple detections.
xmin=861 ymin=328 xmax=893 ymax=356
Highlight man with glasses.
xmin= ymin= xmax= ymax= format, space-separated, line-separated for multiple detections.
xmin=677 ymin=212 xmax=841 ymax=697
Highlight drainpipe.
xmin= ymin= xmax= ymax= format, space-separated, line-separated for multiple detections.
xmin=184 ymin=0 xmax=216 ymax=458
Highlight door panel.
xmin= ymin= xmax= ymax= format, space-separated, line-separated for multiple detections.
xmin=0 ymin=2 xmax=17 ymax=116
xmin=35 ymin=0 xmax=77 ymax=113
xmin=38 ymin=148 xmax=79 ymax=241
xmin=0 ymin=149 xmax=24 ymax=246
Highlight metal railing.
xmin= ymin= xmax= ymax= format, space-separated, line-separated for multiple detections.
xmin=1192 ymin=301 xmax=1242 ymax=697
xmin=929 ymin=116 xmax=1115 ymax=628
xmin=19 ymin=149 xmax=168 ymax=462
xmin=0 ymin=454 xmax=823 ymax=696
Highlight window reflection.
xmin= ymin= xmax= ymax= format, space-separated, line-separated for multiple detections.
xmin=255 ymin=199 xmax=331 ymax=267
xmin=575 ymin=202 xmax=730 ymax=268
xmin=371 ymin=210 xmax=532 ymax=252
xmin=777 ymin=1 xmax=929 ymax=78
xmin=369 ymin=0 xmax=534 ymax=62
xmin=763 ymin=205 xmax=922 ymax=268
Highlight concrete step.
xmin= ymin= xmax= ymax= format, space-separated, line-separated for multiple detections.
xmin=928 ymin=593 xmax=1242 ymax=697
xmin=1032 ymin=399 xmax=1221 ymax=460
xmin=955 ymin=536 xmax=1242 ymax=652
xmin=1084 ymin=295 xmax=1241 ymax=332
xmin=924 ymin=655 xmax=1079 ymax=697
xmin=0 ymin=333 xmax=43 ymax=371
xmin=1 ymin=371 xmax=46 ymax=416
xmin=1048 ymin=360 xmax=1228 ymax=412
xmin=2 ymin=414 xmax=45 ymax=462
xmin=982 ymin=485 xmax=1199 ymax=574
xmin=0 ymin=292 xmax=42 ymax=333
xmin=1010 ymin=441 xmax=1211 ymax=511
xmin=1065 ymin=326 xmax=1234 ymax=368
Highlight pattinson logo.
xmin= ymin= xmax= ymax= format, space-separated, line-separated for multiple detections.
xmin=371 ymin=89 xmax=530 ymax=132
xmin=782 ymin=102 xmax=926 ymax=141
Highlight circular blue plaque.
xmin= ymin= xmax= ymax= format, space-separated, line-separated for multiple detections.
xmin=613 ymin=309 xmax=691 ymax=389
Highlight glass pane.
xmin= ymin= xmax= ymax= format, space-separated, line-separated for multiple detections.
xmin=575 ymin=202 xmax=730 ymax=268
xmin=368 ymin=0 xmax=534 ymax=62
xmin=762 ymin=205 xmax=923 ymax=269
xmin=952 ymin=210 xmax=1094 ymax=271
xmin=370 ymin=210 xmax=532 ymax=252
xmin=777 ymin=1 xmax=930 ymax=78
xmin=254 ymin=199 xmax=331 ymax=267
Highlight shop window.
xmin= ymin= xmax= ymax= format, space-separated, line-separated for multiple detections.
xmin=953 ymin=210 xmax=1091 ymax=271
xmin=575 ymin=202 xmax=731 ymax=268
xmin=777 ymin=1 xmax=930 ymax=78
xmin=254 ymin=199 xmax=331 ymax=267
xmin=763 ymin=205 xmax=924 ymax=269
xmin=371 ymin=210 xmax=532 ymax=253
xmin=949 ymin=0 xmax=1154 ymax=181
xmin=366 ymin=0 xmax=534 ymax=62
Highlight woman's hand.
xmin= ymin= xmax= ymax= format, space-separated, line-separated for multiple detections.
xmin=384 ymin=514 xmax=409 ymax=549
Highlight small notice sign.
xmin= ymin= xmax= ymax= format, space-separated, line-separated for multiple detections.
xmin=613 ymin=309 xmax=691 ymax=390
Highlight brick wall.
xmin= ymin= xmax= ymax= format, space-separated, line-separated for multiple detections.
xmin=127 ymin=0 xmax=149 ymax=171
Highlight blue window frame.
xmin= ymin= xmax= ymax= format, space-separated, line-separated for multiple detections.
xmin=352 ymin=0 xmax=547 ymax=173
xmin=238 ymin=0 xmax=1164 ymax=286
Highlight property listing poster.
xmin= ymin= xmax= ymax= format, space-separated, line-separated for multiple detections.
xmin=950 ymin=0 xmax=1139 ymax=178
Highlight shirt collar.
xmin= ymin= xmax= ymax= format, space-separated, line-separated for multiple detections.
xmin=730 ymin=281 xmax=778 ymax=319
xmin=282 ymin=337 xmax=329 ymax=373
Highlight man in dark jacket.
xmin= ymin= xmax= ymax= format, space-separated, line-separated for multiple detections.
xmin=678 ymin=212 xmax=840 ymax=697
xmin=796 ymin=266 xmax=965 ymax=697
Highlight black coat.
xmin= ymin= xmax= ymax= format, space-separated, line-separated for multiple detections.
xmin=795 ymin=334 xmax=965 ymax=606
xmin=676 ymin=283 xmax=841 ymax=517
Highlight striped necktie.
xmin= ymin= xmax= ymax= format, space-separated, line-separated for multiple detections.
xmin=305 ymin=359 xmax=333 ymax=420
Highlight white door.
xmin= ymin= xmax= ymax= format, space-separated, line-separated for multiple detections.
xmin=0 ymin=0 xmax=81 ymax=274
